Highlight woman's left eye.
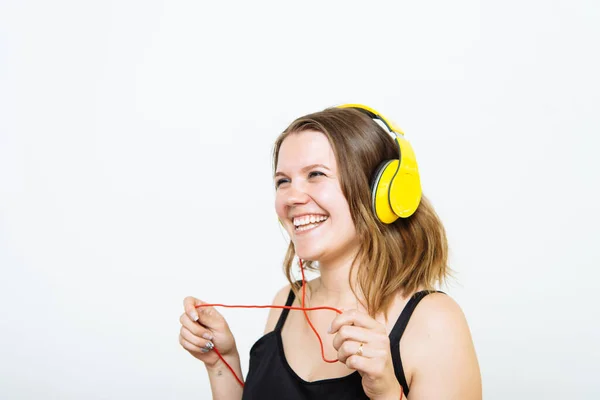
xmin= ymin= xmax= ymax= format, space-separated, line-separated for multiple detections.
xmin=308 ymin=171 xmax=325 ymax=178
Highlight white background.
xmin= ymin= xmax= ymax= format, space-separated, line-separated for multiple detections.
xmin=1 ymin=0 xmax=599 ymax=398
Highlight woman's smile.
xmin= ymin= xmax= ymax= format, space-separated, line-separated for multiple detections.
xmin=293 ymin=215 xmax=329 ymax=235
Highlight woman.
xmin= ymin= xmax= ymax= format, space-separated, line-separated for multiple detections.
xmin=179 ymin=105 xmax=482 ymax=399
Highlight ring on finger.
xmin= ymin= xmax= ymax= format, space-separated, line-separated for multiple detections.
xmin=355 ymin=342 xmax=364 ymax=357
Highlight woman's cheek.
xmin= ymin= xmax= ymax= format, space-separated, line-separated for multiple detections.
xmin=311 ymin=184 xmax=341 ymax=210
xmin=274 ymin=197 xmax=287 ymax=222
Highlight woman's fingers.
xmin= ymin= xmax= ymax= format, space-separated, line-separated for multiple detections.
xmin=329 ymin=309 xmax=385 ymax=335
xmin=182 ymin=297 xmax=227 ymax=332
xmin=337 ymin=339 xmax=388 ymax=364
xmin=338 ymin=340 xmax=368 ymax=364
xmin=331 ymin=324 xmax=372 ymax=350
xmin=180 ymin=312 xmax=204 ymax=336
xmin=328 ymin=310 xmax=390 ymax=369
xmin=179 ymin=333 xmax=202 ymax=353
xmin=345 ymin=354 xmax=388 ymax=378
xmin=180 ymin=326 xmax=214 ymax=351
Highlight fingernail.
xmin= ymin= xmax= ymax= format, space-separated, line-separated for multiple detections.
xmin=204 ymin=341 xmax=214 ymax=350
xmin=200 ymin=347 xmax=210 ymax=353
xmin=202 ymin=333 xmax=213 ymax=341
xmin=327 ymin=323 xmax=332 ymax=334
xmin=192 ymin=311 xmax=199 ymax=322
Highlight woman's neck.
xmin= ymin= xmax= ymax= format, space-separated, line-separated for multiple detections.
xmin=309 ymin=253 xmax=365 ymax=309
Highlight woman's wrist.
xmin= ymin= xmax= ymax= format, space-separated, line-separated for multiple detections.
xmin=370 ymin=381 xmax=402 ymax=400
xmin=205 ymin=349 xmax=244 ymax=399
xmin=205 ymin=348 xmax=241 ymax=372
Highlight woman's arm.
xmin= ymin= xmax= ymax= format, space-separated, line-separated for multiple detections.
xmin=205 ymin=352 xmax=244 ymax=400
xmin=180 ymin=297 xmax=244 ymax=400
xmin=402 ymin=293 xmax=482 ymax=399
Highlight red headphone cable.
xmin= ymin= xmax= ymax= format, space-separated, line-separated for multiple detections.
xmin=194 ymin=259 xmax=403 ymax=399
xmin=195 ymin=259 xmax=339 ymax=384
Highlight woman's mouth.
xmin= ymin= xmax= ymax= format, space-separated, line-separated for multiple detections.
xmin=293 ymin=214 xmax=329 ymax=233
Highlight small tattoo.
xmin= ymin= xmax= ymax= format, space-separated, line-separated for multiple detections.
xmin=217 ymin=370 xmax=223 ymax=376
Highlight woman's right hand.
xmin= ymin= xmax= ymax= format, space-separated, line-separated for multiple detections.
xmin=179 ymin=296 xmax=237 ymax=367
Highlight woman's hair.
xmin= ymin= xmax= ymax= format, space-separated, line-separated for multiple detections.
xmin=273 ymin=107 xmax=449 ymax=318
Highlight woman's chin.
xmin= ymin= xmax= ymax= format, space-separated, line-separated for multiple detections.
xmin=294 ymin=247 xmax=323 ymax=262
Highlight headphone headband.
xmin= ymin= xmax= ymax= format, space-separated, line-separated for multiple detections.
xmin=336 ymin=103 xmax=405 ymax=136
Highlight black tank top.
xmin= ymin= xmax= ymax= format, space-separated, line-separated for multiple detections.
xmin=242 ymin=286 xmax=439 ymax=399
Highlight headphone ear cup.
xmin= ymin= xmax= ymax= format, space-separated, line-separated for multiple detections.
xmin=371 ymin=160 xmax=401 ymax=224
xmin=389 ymin=137 xmax=422 ymax=218
xmin=389 ymin=172 xmax=421 ymax=218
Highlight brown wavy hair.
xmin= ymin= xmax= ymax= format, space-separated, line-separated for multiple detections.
xmin=273 ymin=107 xmax=449 ymax=318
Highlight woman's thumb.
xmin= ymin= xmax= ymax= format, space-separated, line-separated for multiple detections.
xmin=184 ymin=297 xmax=225 ymax=329
xmin=197 ymin=303 xmax=226 ymax=330
xmin=184 ymin=296 xmax=202 ymax=322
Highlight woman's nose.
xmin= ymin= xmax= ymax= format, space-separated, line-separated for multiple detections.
xmin=285 ymin=183 xmax=310 ymax=206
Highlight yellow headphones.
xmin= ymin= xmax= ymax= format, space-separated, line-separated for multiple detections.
xmin=337 ymin=104 xmax=422 ymax=223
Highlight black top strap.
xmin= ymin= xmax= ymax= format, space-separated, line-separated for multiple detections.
xmin=390 ymin=290 xmax=444 ymax=396
xmin=274 ymin=282 xmax=301 ymax=332
xmin=390 ymin=290 xmax=442 ymax=343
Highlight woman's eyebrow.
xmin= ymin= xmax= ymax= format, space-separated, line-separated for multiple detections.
xmin=274 ymin=163 xmax=331 ymax=178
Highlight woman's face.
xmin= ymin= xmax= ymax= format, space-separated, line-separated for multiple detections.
xmin=274 ymin=130 xmax=359 ymax=263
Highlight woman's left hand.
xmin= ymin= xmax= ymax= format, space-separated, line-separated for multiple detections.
xmin=330 ymin=309 xmax=403 ymax=400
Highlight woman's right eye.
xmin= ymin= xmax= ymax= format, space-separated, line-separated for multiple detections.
xmin=275 ymin=178 xmax=289 ymax=188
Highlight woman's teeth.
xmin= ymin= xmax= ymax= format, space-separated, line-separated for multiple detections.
xmin=293 ymin=215 xmax=328 ymax=231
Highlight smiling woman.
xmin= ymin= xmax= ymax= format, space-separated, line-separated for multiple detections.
xmin=274 ymin=130 xmax=359 ymax=268
xmin=179 ymin=105 xmax=482 ymax=400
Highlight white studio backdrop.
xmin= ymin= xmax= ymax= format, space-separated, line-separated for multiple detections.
xmin=1 ymin=0 xmax=599 ymax=398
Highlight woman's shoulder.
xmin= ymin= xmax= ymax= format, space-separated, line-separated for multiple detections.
xmin=402 ymin=291 xmax=472 ymax=350
xmin=401 ymin=292 xmax=482 ymax=398
xmin=412 ymin=291 xmax=467 ymax=328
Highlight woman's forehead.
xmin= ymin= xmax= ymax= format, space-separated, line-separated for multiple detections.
xmin=276 ymin=130 xmax=337 ymax=172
